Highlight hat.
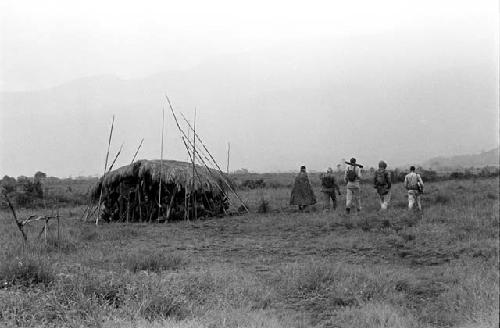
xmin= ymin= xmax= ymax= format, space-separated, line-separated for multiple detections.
xmin=378 ymin=160 xmax=387 ymax=169
xmin=300 ymin=165 xmax=306 ymax=171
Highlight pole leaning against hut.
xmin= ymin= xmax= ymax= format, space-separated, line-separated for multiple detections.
xmin=184 ymin=128 xmax=191 ymax=220
xmin=192 ymin=107 xmax=197 ymax=221
xmin=157 ymin=107 xmax=165 ymax=222
xmin=227 ymin=142 xmax=230 ymax=174
xmin=131 ymin=138 xmax=144 ymax=164
xmin=180 ymin=112 xmax=249 ymax=213
xmin=166 ymin=97 xmax=235 ymax=211
xmin=96 ymin=115 xmax=115 ymax=226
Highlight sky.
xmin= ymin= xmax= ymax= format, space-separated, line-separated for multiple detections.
xmin=0 ymin=0 xmax=499 ymax=177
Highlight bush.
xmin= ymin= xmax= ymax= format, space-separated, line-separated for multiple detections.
xmin=79 ymin=226 xmax=100 ymax=241
xmin=257 ymin=198 xmax=270 ymax=213
xmin=486 ymin=192 xmax=497 ymax=200
xmin=70 ymin=272 xmax=127 ymax=308
xmin=0 ymin=175 xmax=16 ymax=194
xmin=43 ymin=233 xmax=78 ymax=253
xmin=241 ymin=179 xmax=266 ymax=189
xmin=0 ymin=254 xmax=54 ymax=287
xmin=140 ymin=294 xmax=187 ymax=321
xmin=125 ymin=250 xmax=185 ymax=273
xmin=433 ymin=193 xmax=451 ymax=205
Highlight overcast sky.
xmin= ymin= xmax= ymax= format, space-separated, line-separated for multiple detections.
xmin=1 ymin=0 xmax=499 ymax=177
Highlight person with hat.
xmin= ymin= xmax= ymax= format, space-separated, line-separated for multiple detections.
xmin=290 ymin=165 xmax=316 ymax=211
xmin=320 ymin=167 xmax=341 ymax=211
xmin=404 ymin=166 xmax=424 ymax=211
xmin=344 ymin=158 xmax=363 ymax=213
xmin=373 ymin=160 xmax=392 ymax=210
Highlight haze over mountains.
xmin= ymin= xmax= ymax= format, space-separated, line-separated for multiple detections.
xmin=422 ymin=147 xmax=499 ymax=170
xmin=1 ymin=39 xmax=498 ymax=177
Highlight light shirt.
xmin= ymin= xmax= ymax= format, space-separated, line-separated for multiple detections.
xmin=404 ymin=172 xmax=423 ymax=190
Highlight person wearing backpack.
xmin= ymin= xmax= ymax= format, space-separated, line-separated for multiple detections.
xmin=344 ymin=158 xmax=363 ymax=214
xmin=373 ymin=160 xmax=392 ymax=210
xmin=404 ymin=166 xmax=424 ymax=211
xmin=320 ymin=167 xmax=341 ymax=211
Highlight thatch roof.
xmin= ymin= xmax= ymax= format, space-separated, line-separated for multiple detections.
xmin=97 ymin=159 xmax=225 ymax=195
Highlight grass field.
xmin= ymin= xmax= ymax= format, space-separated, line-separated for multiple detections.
xmin=0 ymin=178 xmax=498 ymax=327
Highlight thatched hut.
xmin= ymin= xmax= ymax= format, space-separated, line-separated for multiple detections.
xmin=91 ymin=159 xmax=228 ymax=222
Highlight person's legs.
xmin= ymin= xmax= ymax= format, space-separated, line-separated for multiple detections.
xmin=408 ymin=191 xmax=415 ymax=210
xmin=354 ymin=188 xmax=361 ymax=211
xmin=346 ymin=188 xmax=353 ymax=213
xmin=378 ymin=194 xmax=385 ymax=210
xmin=381 ymin=191 xmax=391 ymax=210
xmin=416 ymin=194 xmax=422 ymax=211
xmin=331 ymin=194 xmax=337 ymax=210
xmin=321 ymin=192 xmax=331 ymax=211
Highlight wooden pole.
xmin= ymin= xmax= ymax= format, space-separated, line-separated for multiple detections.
xmin=57 ymin=209 xmax=60 ymax=250
xmin=158 ymin=107 xmax=165 ymax=221
xmin=119 ymin=182 xmax=124 ymax=221
xmin=137 ymin=184 xmax=142 ymax=221
xmin=184 ymin=129 xmax=190 ymax=220
xmin=4 ymin=194 xmax=27 ymax=242
xmin=192 ymin=107 xmax=197 ymax=221
xmin=97 ymin=115 xmax=115 ymax=226
xmin=131 ymin=138 xmax=144 ymax=164
xmin=178 ymin=111 xmax=249 ymax=213
xmin=126 ymin=194 xmax=130 ymax=223
xmin=227 ymin=142 xmax=230 ymax=174
xmin=44 ymin=218 xmax=48 ymax=245
xmin=165 ymin=95 xmax=247 ymax=212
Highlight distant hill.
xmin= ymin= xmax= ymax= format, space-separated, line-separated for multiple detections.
xmin=422 ymin=147 xmax=499 ymax=170
xmin=1 ymin=39 xmax=498 ymax=176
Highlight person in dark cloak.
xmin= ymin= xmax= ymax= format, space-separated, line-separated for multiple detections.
xmin=290 ymin=165 xmax=316 ymax=210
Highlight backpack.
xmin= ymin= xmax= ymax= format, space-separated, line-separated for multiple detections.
xmin=321 ymin=175 xmax=336 ymax=188
xmin=346 ymin=166 xmax=358 ymax=182
xmin=375 ymin=170 xmax=387 ymax=186
xmin=417 ymin=175 xmax=424 ymax=193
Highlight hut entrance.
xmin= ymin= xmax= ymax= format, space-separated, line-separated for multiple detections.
xmin=92 ymin=160 xmax=228 ymax=222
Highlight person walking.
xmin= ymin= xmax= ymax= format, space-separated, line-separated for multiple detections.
xmin=320 ymin=167 xmax=341 ymax=211
xmin=290 ymin=165 xmax=316 ymax=211
xmin=344 ymin=158 xmax=363 ymax=214
xmin=404 ymin=166 xmax=424 ymax=211
xmin=373 ymin=160 xmax=392 ymax=210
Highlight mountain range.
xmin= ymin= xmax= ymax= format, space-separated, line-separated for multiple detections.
xmin=422 ymin=147 xmax=499 ymax=170
xmin=1 ymin=39 xmax=498 ymax=177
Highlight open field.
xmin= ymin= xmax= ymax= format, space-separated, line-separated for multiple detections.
xmin=1 ymin=178 xmax=498 ymax=327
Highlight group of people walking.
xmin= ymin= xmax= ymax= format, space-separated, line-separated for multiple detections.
xmin=290 ymin=158 xmax=424 ymax=213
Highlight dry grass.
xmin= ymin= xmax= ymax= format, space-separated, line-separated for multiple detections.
xmin=0 ymin=178 xmax=498 ymax=327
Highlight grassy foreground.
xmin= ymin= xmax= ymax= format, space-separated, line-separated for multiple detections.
xmin=0 ymin=178 xmax=498 ymax=327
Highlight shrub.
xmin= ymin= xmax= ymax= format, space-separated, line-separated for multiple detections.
xmin=241 ymin=179 xmax=266 ymax=189
xmin=0 ymin=175 xmax=16 ymax=194
xmin=0 ymin=254 xmax=54 ymax=287
xmin=72 ymin=272 xmax=127 ymax=308
xmin=257 ymin=198 xmax=270 ymax=213
xmin=335 ymin=302 xmax=420 ymax=328
xmin=433 ymin=193 xmax=451 ymax=205
xmin=486 ymin=192 xmax=497 ymax=200
xmin=43 ymin=233 xmax=78 ymax=253
xmin=104 ymin=226 xmax=139 ymax=240
xmin=79 ymin=226 xmax=100 ymax=241
xmin=125 ymin=250 xmax=185 ymax=273
xmin=140 ymin=294 xmax=188 ymax=321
